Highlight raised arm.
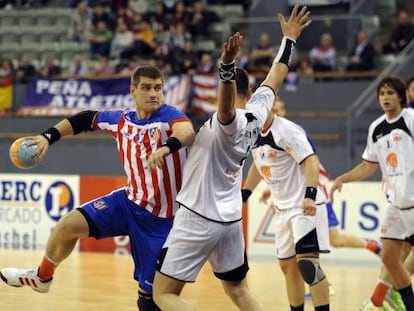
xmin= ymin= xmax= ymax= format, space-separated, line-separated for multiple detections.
xmin=261 ymin=5 xmax=311 ymax=92
xmin=217 ymin=32 xmax=242 ymax=124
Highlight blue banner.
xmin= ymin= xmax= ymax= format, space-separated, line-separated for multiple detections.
xmin=18 ymin=75 xmax=190 ymax=116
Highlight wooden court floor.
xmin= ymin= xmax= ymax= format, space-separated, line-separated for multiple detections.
xmin=0 ymin=249 xmax=381 ymax=311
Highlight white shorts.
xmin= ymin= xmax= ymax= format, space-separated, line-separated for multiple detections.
xmin=158 ymin=207 xmax=246 ymax=282
xmin=274 ymin=203 xmax=330 ymax=259
xmin=381 ymin=204 xmax=414 ymax=241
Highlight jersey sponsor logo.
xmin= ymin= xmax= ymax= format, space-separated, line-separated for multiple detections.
xmin=386 ymin=152 xmax=398 ymax=168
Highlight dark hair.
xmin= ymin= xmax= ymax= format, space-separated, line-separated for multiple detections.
xmin=377 ymin=76 xmax=406 ymax=108
xmin=131 ymin=66 xmax=163 ymax=85
xmin=406 ymin=76 xmax=414 ymax=89
xmin=235 ymin=68 xmax=250 ymax=98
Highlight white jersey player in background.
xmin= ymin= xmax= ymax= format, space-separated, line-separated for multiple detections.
xmin=242 ymin=96 xmax=330 ymax=310
xmin=152 ymin=5 xmax=312 ymax=311
xmin=330 ymin=76 xmax=414 ymax=311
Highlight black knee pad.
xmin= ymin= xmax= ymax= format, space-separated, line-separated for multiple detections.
xmin=137 ymin=291 xmax=161 ymax=311
xmin=297 ymin=257 xmax=326 ymax=285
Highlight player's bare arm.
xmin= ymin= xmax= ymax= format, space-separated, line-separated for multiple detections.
xmin=261 ymin=5 xmax=311 ymax=92
xmin=302 ymin=154 xmax=319 ymax=216
xmin=27 ymin=111 xmax=96 ymax=164
xmin=329 ymin=160 xmax=378 ymax=203
xmin=148 ymin=120 xmax=195 ymax=170
xmin=217 ymin=32 xmax=242 ymax=125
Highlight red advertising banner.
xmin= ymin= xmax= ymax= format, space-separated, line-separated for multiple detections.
xmin=79 ymin=176 xmax=129 ymax=253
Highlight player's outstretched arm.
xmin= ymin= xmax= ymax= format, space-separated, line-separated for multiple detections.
xmin=29 ymin=110 xmax=97 ymax=163
xmin=329 ymin=160 xmax=378 ymax=203
xmin=261 ymin=5 xmax=311 ymax=93
xmin=217 ymin=32 xmax=242 ymax=125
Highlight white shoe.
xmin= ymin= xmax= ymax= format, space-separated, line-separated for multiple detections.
xmin=0 ymin=267 xmax=52 ymax=293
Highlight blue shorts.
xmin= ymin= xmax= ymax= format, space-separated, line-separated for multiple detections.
xmin=79 ymin=188 xmax=173 ymax=293
xmin=326 ymin=201 xmax=339 ymax=228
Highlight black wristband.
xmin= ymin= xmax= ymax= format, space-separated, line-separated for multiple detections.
xmin=274 ymin=36 xmax=296 ymax=67
xmin=241 ymin=189 xmax=252 ymax=202
xmin=305 ymin=186 xmax=317 ymax=201
xmin=162 ymin=137 xmax=182 ymax=154
xmin=218 ymin=62 xmax=236 ymax=83
xmin=41 ymin=127 xmax=61 ymax=145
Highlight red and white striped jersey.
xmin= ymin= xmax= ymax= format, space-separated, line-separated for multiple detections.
xmin=93 ymin=105 xmax=189 ymax=218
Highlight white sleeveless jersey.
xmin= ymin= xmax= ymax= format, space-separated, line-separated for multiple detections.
xmin=176 ymin=86 xmax=275 ymax=222
xmin=363 ymin=108 xmax=414 ymax=209
xmin=252 ymin=116 xmax=325 ymax=210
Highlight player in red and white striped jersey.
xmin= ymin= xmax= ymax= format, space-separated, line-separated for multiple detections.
xmin=0 ymin=66 xmax=195 ymax=311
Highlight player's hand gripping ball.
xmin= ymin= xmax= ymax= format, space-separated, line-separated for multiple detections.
xmin=9 ymin=137 xmax=39 ymax=169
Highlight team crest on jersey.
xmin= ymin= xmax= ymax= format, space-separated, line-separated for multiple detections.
xmin=93 ymin=200 xmax=108 ymax=210
xmin=392 ymin=133 xmax=401 ymax=142
xmin=267 ymin=150 xmax=277 ymax=158
xmin=149 ymin=127 xmax=161 ymax=143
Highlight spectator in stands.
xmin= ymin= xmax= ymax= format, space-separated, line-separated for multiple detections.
xmin=162 ymin=0 xmax=177 ymax=16
xmin=196 ymin=52 xmax=214 ymax=74
xmin=127 ymin=0 xmax=148 ymax=15
xmin=68 ymin=54 xmax=89 ymax=77
xmin=169 ymin=1 xmax=191 ymax=26
xmin=133 ymin=19 xmax=156 ymax=58
xmin=115 ymin=6 xmax=133 ymax=30
xmin=151 ymin=41 xmax=174 ymax=75
xmin=144 ymin=1 xmax=167 ymax=30
xmin=0 ymin=58 xmax=14 ymax=78
xmin=168 ymin=22 xmax=192 ymax=51
xmin=91 ymin=2 xmax=116 ymax=30
xmin=249 ymin=32 xmax=278 ymax=68
xmin=92 ymin=55 xmax=114 ymax=76
xmin=173 ymin=37 xmax=198 ymax=74
xmin=118 ymin=56 xmax=139 ymax=76
xmin=14 ymin=55 xmax=37 ymax=84
xmin=310 ymin=32 xmax=336 ymax=72
xmin=234 ymin=49 xmax=250 ymax=71
xmin=39 ymin=57 xmax=61 ymax=78
xmin=407 ymin=76 xmax=414 ymax=108
xmin=110 ymin=20 xmax=135 ymax=60
xmin=89 ymin=20 xmax=113 ymax=58
xmin=188 ymin=0 xmax=219 ymax=38
xmin=383 ymin=10 xmax=414 ymax=54
xmin=346 ymin=30 xmax=376 ymax=71
xmin=67 ymin=1 xmax=92 ymax=42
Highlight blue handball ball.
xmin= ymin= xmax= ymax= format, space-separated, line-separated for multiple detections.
xmin=9 ymin=137 xmax=39 ymax=169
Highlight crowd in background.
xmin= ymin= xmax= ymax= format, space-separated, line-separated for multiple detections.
xmin=0 ymin=0 xmax=414 ymax=84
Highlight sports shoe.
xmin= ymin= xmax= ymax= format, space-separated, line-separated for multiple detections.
xmin=304 ymin=284 xmax=335 ymax=299
xmin=359 ymin=298 xmax=387 ymax=311
xmin=385 ymin=288 xmax=406 ymax=311
xmin=0 ymin=267 xmax=52 ymax=293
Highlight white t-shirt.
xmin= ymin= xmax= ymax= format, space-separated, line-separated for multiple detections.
xmin=176 ymin=86 xmax=275 ymax=222
xmin=252 ymin=116 xmax=325 ymax=209
xmin=363 ymin=108 xmax=414 ymax=209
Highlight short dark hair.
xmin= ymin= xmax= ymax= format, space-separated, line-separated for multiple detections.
xmin=131 ymin=66 xmax=164 ymax=86
xmin=406 ymin=76 xmax=414 ymax=89
xmin=377 ymin=76 xmax=407 ymax=108
xmin=235 ymin=68 xmax=250 ymax=98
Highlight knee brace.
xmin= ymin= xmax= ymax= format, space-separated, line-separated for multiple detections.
xmin=297 ymin=257 xmax=326 ymax=286
xmin=137 ymin=291 xmax=161 ymax=311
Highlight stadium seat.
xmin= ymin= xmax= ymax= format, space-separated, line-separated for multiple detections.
xmin=20 ymin=33 xmax=39 ymax=44
xmin=194 ymin=40 xmax=216 ymax=53
xmin=223 ymin=4 xmax=244 ymax=19
xmin=1 ymin=33 xmax=22 ymax=45
xmin=375 ymin=54 xmax=396 ymax=70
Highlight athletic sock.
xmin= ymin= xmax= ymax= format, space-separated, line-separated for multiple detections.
xmin=38 ymin=255 xmax=58 ymax=281
xmin=365 ymin=240 xmax=380 ymax=254
xmin=315 ymin=304 xmax=329 ymax=311
xmin=398 ymin=284 xmax=414 ymax=310
xmin=290 ymin=304 xmax=304 ymax=311
xmin=371 ymin=281 xmax=390 ymax=307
